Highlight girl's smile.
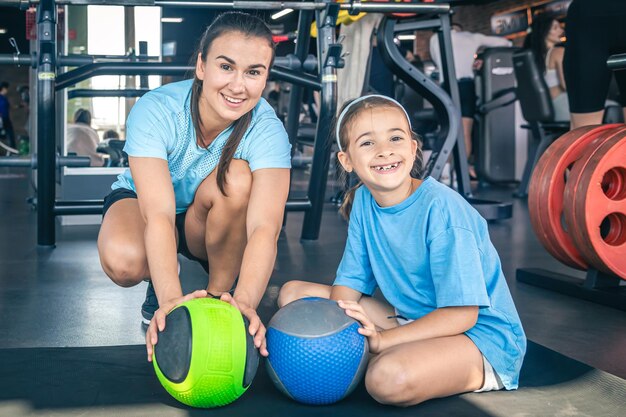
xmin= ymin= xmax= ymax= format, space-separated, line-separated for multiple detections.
xmin=371 ymin=161 xmax=402 ymax=174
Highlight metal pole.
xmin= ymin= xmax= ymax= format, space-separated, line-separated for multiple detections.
xmin=282 ymin=9 xmax=314 ymax=227
xmin=0 ymin=54 xmax=34 ymax=66
xmin=0 ymin=0 xmax=25 ymax=7
xmin=1 ymin=0 xmax=451 ymax=12
xmin=0 ymin=0 xmax=154 ymax=6
xmin=54 ymin=205 xmax=105 ymax=215
xmin=0 ymin=156 xmax=35 ymax=167
xmin=301 ymin=1 xmax=339 ymax=241
xmin=271 ymin=67 xmax=321 ymax=90
xmin=347 ymin=2 xmax=449 ymax=13
xmin=285 ymin=10 xmax=314 ymax=145
xmin=608 ymin=53 xmax=626 ymax=71
xmin=55 ymin=63 xmax=192 ymax=90
xmin=437 ymin=12 xmax=471 ymax=197
xmin=153 ymin=0 xmax=449 ymax=13
xmin=0 ymin=154 xmax=89 ymax=168
xmin=286 ymin=199 xmax=312 ymax=211
xmin=55 ymin=62 xmax=321 ymax=91
xmin=36 ymin=0 xmax=57 ymax=247
xmin=0 ymin=53 xmax=162 ymax=67
xmin=67 ymin=89 xmax=151 ymax=99
xmin=50 ymin=197 xmax=312 ymax=216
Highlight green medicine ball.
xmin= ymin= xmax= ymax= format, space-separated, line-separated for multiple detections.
xmin=153 ymin=298 xmax=259 ymax=408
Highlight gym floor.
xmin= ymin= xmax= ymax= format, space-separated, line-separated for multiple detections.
xmin=0 ymin=168 xmax=625 ymax=416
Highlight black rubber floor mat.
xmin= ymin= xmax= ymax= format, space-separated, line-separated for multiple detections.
xmin=0 ymin=341 xmax=623 ymax=417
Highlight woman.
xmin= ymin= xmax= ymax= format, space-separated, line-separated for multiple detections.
xmin=97 ymin=12 xmax=291 ymax=360
xmin=525 ymin=14 xmax=568 ymax=121
xmin=66 ymin=108 xmax=105 ymax=167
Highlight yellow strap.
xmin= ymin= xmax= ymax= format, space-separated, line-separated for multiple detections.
xmin=310 ymin=6 xmax=367 ymax=38
xmin=308 ymin=0 xmax=411 ymax=38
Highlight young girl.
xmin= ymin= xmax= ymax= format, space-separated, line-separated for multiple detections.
xmin=278 ymin=95 xmax=526 ymax=406
xmin=97 ymin=12 xmax=291 ymax=360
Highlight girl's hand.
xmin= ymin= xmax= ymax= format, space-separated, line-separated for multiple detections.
xmin=145 ymin=289 xmax=208 ymax=362
xmin=337 ymin=300 xmax=384 ymax=354
xmin=220 ymin=292 xmax=268 ymax=357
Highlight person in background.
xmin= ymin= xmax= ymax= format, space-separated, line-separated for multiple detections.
xmin=430 ymin=24 xmax=512 ymax=179
xmin=563 ymin=0 xmax=626 ymax=129
xmin=17 ymin=85 xmax=30 ymax=139
xmin=99 ymin=129 xmax=125 ymax=167
xmin=524 ymin=14 xmax=568 ymax=122
xmin=103 ymin=129 xmax=120 ymax=140
xmin=66 ymin=108 xmax=105 ymax=167
xmin=0 ymin=82 xmax=16 ymax=149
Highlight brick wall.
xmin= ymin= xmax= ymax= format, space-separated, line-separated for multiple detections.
xmin=414 ymin=0 xmax=551 ymax=60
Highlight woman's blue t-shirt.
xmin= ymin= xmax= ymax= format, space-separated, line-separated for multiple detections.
xmin=112 ymin=79 xmax=291 ymax=213
xmin=334 ymin=177 xmax=527 ymax=389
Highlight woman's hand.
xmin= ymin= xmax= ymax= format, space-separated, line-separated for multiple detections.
xmin=338 ymin=300 xmax=384 ymax=354
xmin=145 ymin=289 xmax=208 ymax=362
xmin=220 ymin=292 xmax=268 ymax=357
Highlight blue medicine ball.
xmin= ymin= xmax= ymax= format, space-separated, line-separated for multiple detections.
xmin=266 ymin=297 xmax=369 ymax=405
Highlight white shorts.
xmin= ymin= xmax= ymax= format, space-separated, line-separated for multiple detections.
xmin=475 ymin=355 xmax=504 ymax=392
xmin=393 ymin=313 xmax=504 ymax=392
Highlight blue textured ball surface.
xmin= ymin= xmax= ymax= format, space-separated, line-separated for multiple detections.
xmin=266 ymin=297 xmax=368 ymax=405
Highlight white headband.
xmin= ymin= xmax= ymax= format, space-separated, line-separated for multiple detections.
xmin=335 ymin=94 xmax=412 ymax=152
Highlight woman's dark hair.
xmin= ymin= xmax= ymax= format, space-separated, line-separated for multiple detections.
xmin=74 ymin=108 xmax=92 ymax=125
xmin=335 ymin=96 xmax=424 ymax=220
xmin=190 ymin=12 xmax=275 ymax=195
xmin=525 ymin=14 xmax=558 ymax=73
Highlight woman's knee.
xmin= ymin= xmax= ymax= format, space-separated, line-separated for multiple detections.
xmin=277 ymin=280 xmax=310 ymax=308
xmin=99 ymin=242 xmax=148 ymax=287
xmin=194 ymin=160 xmax=252 ymax=212
xmin=365 ymin=354 xmax=422 ymax=406
xmin=221 ymin=159 xmax=252 ymax=206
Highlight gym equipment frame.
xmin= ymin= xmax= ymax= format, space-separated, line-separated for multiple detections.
xmin=0 ymin=0 xmax=453 ymax=246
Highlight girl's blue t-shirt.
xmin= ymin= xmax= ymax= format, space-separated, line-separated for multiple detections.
xmin=334 ymin=177 xmax=527 ymax=389
xmin=111 ymin=79 xmax=291 ymax=213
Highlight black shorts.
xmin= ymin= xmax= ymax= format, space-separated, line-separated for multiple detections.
xmin=102 ymin=188 xmax=210 ymax=274
xmin=458 ymin=78 xmax=477 ymax=118
xmin=563 ymin=0 xmax=626 ymax=113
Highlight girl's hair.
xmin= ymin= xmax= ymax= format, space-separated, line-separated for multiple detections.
xmin=524 ymin=14 xmax=558 ymax=74
xmin=190 ymin=12 xmax=275 ymax=195
xmin=335 ymin=96 xmax=424 ymax=220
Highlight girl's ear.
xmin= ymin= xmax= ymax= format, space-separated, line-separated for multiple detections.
xmin=337 ymin=151 xmax=353 ymax=173
xmin=195 ymin=53 xmax=205 ymax=81
xmin=411 ymin=137 xmax=418 ymax=157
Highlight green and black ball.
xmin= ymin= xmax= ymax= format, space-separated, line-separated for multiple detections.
xmin=153 ymin=298 xmax=259 ymax=408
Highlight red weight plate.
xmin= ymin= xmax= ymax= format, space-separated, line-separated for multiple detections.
xmin=529 ymin=126 xmax=606 ymax=267
xmin=528 ymin=124 xmax=623 ymax=269
xmin=564 ymin=132 xmax=626 ymax=279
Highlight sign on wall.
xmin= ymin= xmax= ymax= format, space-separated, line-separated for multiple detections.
xmin=491 ymin=0 xmax=572 ymax=37
xmin=490 ymin=9 xmax=529 ymax=36
xmin=531 ymin=0 xmax=572 ymax=19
